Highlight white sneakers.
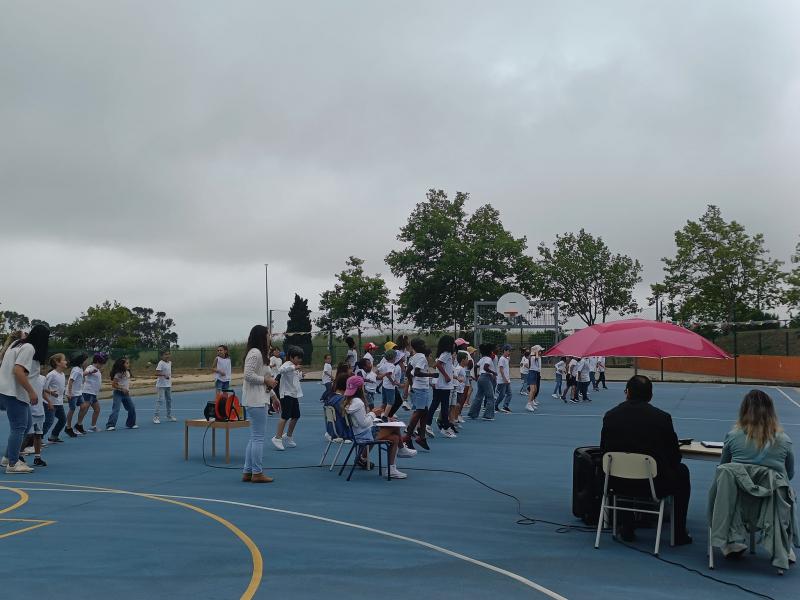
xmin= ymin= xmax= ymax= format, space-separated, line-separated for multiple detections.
xmin=398 ymin=445 xmax=417 ymax=458
xmin=552 ymin=394 xmax=559 ymax=399
xmin=6 ymin=461 xmax=34 ymax=474
xmin=106 ymin=426 xmax=116 ymax=431
xmin=425 ymin=425 xmax=435 ymax=438
xmin=168 ymin=416 xmax=177 ymax=422
xmin=525 ymin=403 xmax=536 ymax=412
xmin=23 ymin=446 xmax=35 ymax=455
xmin=0 ymin=456 xmax=8 ymax=467
xmin=153 ymin=416 xmax=161 ymax=424
xmin=271 ymin=436 xmax=285 ymax=451
xmin=441 ymin=428 xmax=457 ymax=438
xmin=401 ymin=400 xmax=412 ymax=411
xmin=381 ymin=466 xmax=408 ymax=479
xmin=282 ymin=435 xmax=297 ymax=448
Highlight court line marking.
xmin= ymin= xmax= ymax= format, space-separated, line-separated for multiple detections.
xmin=19 ymin=482 xmax=568 ymax=600
xmin=773 ymin=387 xmax=800 ymax=409
xmin=6 ymin=481 xmax=261 ymax=600
xmin=0 ymin=486 xmax=57 ymax=539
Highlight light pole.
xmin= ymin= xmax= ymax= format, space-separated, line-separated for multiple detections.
xmin=264 ymin=263 xmax=270 ymax=345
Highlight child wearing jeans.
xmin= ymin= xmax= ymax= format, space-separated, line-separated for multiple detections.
xmin=212 ymin=345 xmax=232 ymax=391
xmin=320 ymin=354 xmax=333 ymax=400
xmin=272 ymin=346 xmax=304 ymax=451
xmin=23 ymin=373 xmax=47 ymax=466
xmin=43 ymin=353 xmax=67 ymax=443
xmin=64 ymin=353 xmax=87 ymax=438
xmin=154 ymin=350 xmax=174 ymax=423
xmin=106 ymin=357 xmax=138 ymax=431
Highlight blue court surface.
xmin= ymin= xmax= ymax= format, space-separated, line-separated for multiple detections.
xmin=1 ymin=381 xmax=798 ymax=600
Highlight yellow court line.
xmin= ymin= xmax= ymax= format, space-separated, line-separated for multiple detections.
xmin=7 ymin=481 xmax=262 ymax=600
xmin=0 ymin=486 xmax=56 ymax=539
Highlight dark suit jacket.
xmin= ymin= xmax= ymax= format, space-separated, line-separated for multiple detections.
xmin=600 ymin=399 xmax=683 ymax=492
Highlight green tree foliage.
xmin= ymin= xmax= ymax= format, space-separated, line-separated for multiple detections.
xmin=651 ymin=205 xmax=784 ymax=323
xmin=785 ymin=238 xmax=800 ymax=324
xmin=0 ymin=310 xmax=31 ymax=334
xmin=529 ymin=229 xmax=642 ymax=326
xmin=285 ymin=294 xmax=313 ymax=362
xmin=317 ymin=256 xmax=390 ymax=348
xmin=385 ymin=189 xmax=535 ymax=331
xmin=56 ymin=301 xmax=178 ymax=351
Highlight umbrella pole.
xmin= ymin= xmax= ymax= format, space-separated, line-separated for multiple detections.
xmin=660 ymin=358 xmax=664 ymax=382
xmin=634 ymin=357 xmax=638 ymax=376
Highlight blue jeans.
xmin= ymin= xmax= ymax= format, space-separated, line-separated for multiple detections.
xmin=3 ymin=394 xmax=30 ymax=464
xmin=50 ymin=405 xmax=67 ymax=438
xmin=428 ymin=387 xmax=452 ymax=428
xmin=589 ymin=371 xmax=597 ymax=390
xmin=215 ymin=379 xmax=231 ymax=391
xmin=243 ymin=405 xmax=267 ymax=474
xmin=468 ymin=375 xmax=496 ymax=419
xmin=155 ymin=387 xmax=172 ymax=418
xmin=43 ymin=406 xmax=55 ymax=436
xmin=106 ymin=390 xmax=136 ymax=428
xmin=553 ymin=373 xmax=563 ymax=396
xmin=495 ymin=382 xmax=511 ymax=409
xmin=519 ymin=376 xmax=529 ymax=394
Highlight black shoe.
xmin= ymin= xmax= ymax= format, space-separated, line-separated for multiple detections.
xmin=48 ymin=437 xmax=64 ymax=443
xmin=65 ymin=427 xmax=77 ymax=438
xmin=674 ymin=532 xmax=693 ymax=546
xmin=74 ymin=424 xmax=86 ymax=434
xmin=33 ymin=457 xmax=47 ymax=467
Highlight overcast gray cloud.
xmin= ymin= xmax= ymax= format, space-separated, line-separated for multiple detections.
xmin=1 ymin=1 xmax=799 ymax=344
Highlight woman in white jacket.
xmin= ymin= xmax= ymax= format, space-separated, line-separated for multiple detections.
xmin=241 ymin=325 xmax=278 ymax=483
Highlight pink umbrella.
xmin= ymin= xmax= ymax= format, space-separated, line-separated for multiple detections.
xmin=543 ymin=318 xmax=731 ymax=359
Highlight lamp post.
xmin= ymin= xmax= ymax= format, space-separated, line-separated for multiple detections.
xmin=264 ymin=263 xmax=270 ymax=345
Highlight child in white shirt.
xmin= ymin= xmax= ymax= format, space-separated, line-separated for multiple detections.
xmin=23 ymin=374 xmax=47 ymax=466
xmin=76 ymin=352 xmax=108 ymax=434
xmin=43 ymin=353 xmax=67 ymax=443
xmin=552 ymin=358 xmax=566 ymax=399
xmin=154 ymin=350 xmax=174 ymax=423
xmin=212 ymin=345 xmax=232 ymax=392
xmin=519 ymin=349 xmax=530 ymax=395
xmin=272 ymin=346 xmax=304 ymax=451
xmin=320 ymin=353 xmax=333 ymax=401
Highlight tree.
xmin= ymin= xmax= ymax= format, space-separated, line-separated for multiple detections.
xmin=529 ymin=229 xmax=642 ymax=326
xmin=285 ymin=294 xmax=313 ymax=362
xmin=651 ymin=205 xmax=784 ymax=324
xmin=385 ymin=189 xmax=535 ymax=331
xmin=784 ymin=237 xmax=800 ymax=324
xmin=317 ymin=256 xmax=390 ymax=348
xmin=0 ymin=310 xmax=31 ymax=335
xmin=131 ymin=306 xmax=179 ymax=349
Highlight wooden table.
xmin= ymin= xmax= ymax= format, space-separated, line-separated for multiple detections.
xmin=184 ymin=419 xmax=250 ymax=463
xmin=680 ymin=441 xmax=723 ymax=462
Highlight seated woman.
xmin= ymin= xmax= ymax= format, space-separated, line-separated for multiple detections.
xmin=341 ymin=375 xmax=410 ymax=479
xmin=721 ymin=389 xmax=794 ymax=481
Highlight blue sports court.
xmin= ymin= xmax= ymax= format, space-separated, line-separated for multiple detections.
xmin=1 ymin=380 xmax=798 ymax=599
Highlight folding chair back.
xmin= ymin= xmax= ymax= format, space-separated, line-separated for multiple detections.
xmin=603 ymin=452 xmax=658 ymax=480
xmin=324 ymin=406 xmax=342 ymax=440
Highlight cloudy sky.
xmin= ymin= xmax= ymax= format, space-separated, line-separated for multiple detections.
xmin=1 ymin=1 xmax=799 ymax=344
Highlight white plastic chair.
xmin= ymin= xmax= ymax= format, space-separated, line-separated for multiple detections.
xmin=319 ymin=406 xmax=346 ymax=471
xmin=594 ymin=452 xmax=675 ymax=555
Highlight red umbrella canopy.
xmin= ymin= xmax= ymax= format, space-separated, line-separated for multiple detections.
xmin=543 ymin=319 xmax=731 ymax=359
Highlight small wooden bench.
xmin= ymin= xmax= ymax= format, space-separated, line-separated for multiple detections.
xmin=184 ymin=419 xmax=250 ymax=464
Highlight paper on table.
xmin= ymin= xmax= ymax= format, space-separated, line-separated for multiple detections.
xmin=701 ymin=441 xmax=724 ymax=448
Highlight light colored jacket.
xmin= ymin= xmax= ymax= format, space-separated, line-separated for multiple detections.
xmin=242 ymin=348 xmax=270 ymax=407
xmin=708 ymin=463 xmax=799 ymax=570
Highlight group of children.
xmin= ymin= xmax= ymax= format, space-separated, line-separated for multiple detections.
xmin=315 ymin=336 xmax=610 ymax=478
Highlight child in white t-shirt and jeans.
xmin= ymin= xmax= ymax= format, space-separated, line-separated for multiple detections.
xmin=154 ymin=350 xmax=174 ymax=423
xmin=272 ymin=346 xmax=304 ymax=451
xmin=23 ymin=373 xmax=47 ymax=467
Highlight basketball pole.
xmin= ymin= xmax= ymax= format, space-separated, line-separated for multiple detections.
xmin=264 ymin=263 xmax=270 ymax=344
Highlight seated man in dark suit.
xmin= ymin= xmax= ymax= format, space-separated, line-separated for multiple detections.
xmin=600 ymin=375 xmax=692 ymax=544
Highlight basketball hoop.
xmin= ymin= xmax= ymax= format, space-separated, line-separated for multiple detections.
xmin=496 ymin=292 xmax=529 ymax=324
xmin=503 ymin=310 xmax=519 ymax=324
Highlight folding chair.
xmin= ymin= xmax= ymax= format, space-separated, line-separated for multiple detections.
xmin=319 ymin=406 xmax=346 ymax=471
xmin=594 ymin=452 xmax=675 ymax=555
xmin=337 ymin=413 xmax=392 ymax=481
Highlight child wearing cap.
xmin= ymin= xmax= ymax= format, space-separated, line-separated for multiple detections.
xmin=340 ymin=375 xmax=412 ymax=478
xmin=495 ymin=344 xmax=513 ymax=413
xmin=526 ymin=345 xmax=543 ymax=411
xmin=363 ymin=342 xmax=377 ymax=365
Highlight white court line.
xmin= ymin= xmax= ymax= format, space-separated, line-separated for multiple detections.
xmin=15 ymin=484 xmax=569 ymax=600
xmin=773 ymin=387 xmax=800 ymax=409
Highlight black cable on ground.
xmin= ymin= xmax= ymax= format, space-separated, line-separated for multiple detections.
xmin=198 ymin=430 xmax=779 ymax=600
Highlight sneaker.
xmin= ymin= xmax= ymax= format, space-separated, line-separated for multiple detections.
xmin=48 ymin=437 xmax=63 ymax=443
xmin=168 ymin=416 xmax=177 ymax=422
xmin=441 ymin=429 xmax=456 ymax=438
xmin=525 ymin=403 xmax=535 ymax=412
xmin=398 ymin=445 xmax=417 ymax=458
xmin=65 ymin=427 xmax=78 ymax=438
xmin=128 ymin=425 xmax=139 ymax=429
xmin=23 ymin=446 xmax=35 ymax=455
xmin=106 ymin=426 xmax=116 ymax=431
xmin=0 ymin=456 xmax=8 ymax=467
xmin=403 ymin=435 xmax=415 ymax=450
xmin=324 ymin=432 xmax=332 ymax=442
xmin=271 ymin=436 xmax=285 ymax=451
xmin=447 ymin=428 xmax=459 ymax=437
xmin=401 ymin=401 xmax=412 ymax=411
xmin=153 ymin=416 xmax=161 ymax=424
xmin=481 ymin=416 xmax=495 ymax=421
xmin=569 ymin=397 xmax=580 ymax=404
xmin=498 ymin=407 xmax=510 ymax=414
xmin=505 ymin=407 xmax=513 ymax=413
xmin=88 ymin=426 xmax=98 ymax=432
xmin=33 ymin=457 xmax=47 ymax=467
xmin=6 ymin=461 xmax=33 ymax=474
xmin=282 ymin=435 xmax=297 ymax=448
xmin=457 ymin=416 xmax=465 ymax=424
xmin=74 ymin=424 xmax=86 ymax=434
xmin=552 ymin=394 xmax=559 ymax=399
xmin=389 ymin=467 xmax=408 ymax=479
xmin=425 ymin=425 xmax=435 ymax=438
xmin=520 ymin=390 xmax=527 ymax=395
xmin=414 ymin=436 xmax=430 ymax=451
